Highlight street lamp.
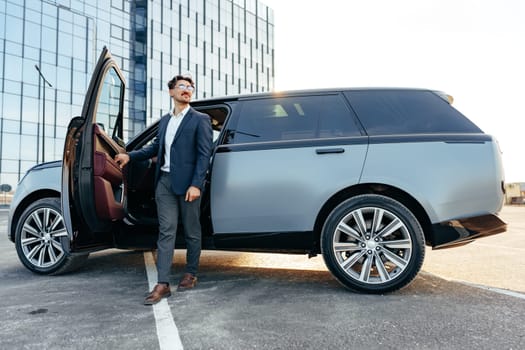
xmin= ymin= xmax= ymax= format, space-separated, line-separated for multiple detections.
xmin=35 ymin=64 xmax=52 ymax=163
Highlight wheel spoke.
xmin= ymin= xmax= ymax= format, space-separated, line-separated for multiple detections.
xmin=381 ymin=248 xmax=409 ymax=268
xmin=50 ymin=228 xmax=68 ymax=238
xmin=341 ymin=250 xmax=366 ymax=271
xmin=38 ymin=245 xmax=46 ymax=266
xmin=27 ymin=243 xmax=45 ymax=260
xmin=49 ymin=215 xmax=64 ymax=232
xmin=382 ymin=239 xmax=412 ymax=250
xmin=47 ymin=245 xmax=58 ymax=263
xmin=377 ymin=218 xmax=403 ymax=239
xmin=21 ymin=236 xmax=42 ymax=246
xmin=30 ymin=212 xmax=44 ymax=233
xmin=359 ymin=255 xmax=373 ymax=282
xmin=337 ymin=222 xmax=362 ymax=241
xmin=22 ymin=222 xmax=41 ymax=238
xmin=43 ymin=208 xmax=51 ymax=233
xmin=352 ymin=210 xmax=368 ymax=236
xmin=333 ymin=242 xmax=361 ymax=252
xmin=50 ymin=238 xmax=64 ymax=252
xmin=375 ymin=253 xmax=390 ymax=282
xmin=371 ymin=208 xmax=384 ymax=235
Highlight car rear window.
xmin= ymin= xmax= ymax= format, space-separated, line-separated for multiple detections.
xmin=343 ymin=90 xmax=482 ymax=135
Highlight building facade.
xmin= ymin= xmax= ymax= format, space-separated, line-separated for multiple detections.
xmin=0 ymin=0 xmax=274 ymax=190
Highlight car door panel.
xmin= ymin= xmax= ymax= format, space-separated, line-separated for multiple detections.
xmin=62 ymin=47 xmax=127 ymax=248
xmin=210 ymin=142 xmax=368 ymax=234
xmin=93 ymin=124 xmax=125 ymax=220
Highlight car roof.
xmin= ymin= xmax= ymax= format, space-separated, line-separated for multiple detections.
xmin=191 ymin=87 xmax=434 ymax=106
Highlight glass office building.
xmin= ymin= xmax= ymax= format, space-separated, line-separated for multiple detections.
xmin=0 ymin=0 xmax=274 ymax=190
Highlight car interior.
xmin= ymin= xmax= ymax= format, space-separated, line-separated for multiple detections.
xmin=121 ymin=106 xmax=229 ymax=227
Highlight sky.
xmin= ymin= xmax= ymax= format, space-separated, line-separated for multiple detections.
xmin=261 ymin=0 xmax=525 ymax=182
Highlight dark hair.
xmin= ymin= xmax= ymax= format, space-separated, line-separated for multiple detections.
xmin=167 ymin=75 xmax=195 ymax=89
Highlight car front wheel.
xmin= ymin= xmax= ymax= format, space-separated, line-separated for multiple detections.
xmin=15 ymin=198 xmax=88 ymax=275
xmin=321 ymin=194 xmax=425 ymax=293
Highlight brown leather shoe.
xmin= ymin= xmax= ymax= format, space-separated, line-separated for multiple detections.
xmin=144 ymin=283 xmax=171 ymax=305
xmin=177 ymin=273 xmax=197 ymax=291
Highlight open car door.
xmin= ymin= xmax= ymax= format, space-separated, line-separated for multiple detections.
xmin=62 ymin=47 xmax=127 ymax=250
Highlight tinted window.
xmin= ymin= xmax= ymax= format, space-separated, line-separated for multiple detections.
xmin=229 ymin=95 xmax=361 ymax=144
xmin=344 ymin=90 xmax=482 ymax=135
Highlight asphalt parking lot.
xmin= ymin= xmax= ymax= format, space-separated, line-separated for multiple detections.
xmin=1 ymin=206 xmax=524 ymax=349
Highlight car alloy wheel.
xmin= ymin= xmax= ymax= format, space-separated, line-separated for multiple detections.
xmin=321 ymin=194 xmax=425 ymax=293
xmin=15 ymin=198 xmax=87 ymax=274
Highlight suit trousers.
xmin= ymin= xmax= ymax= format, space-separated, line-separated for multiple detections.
xmin=155 ymin=172 xmax=202 ymax=283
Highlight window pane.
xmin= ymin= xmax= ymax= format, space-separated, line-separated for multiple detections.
xmin=3 ymin=119 xmax=21 ymax=134
xmin=5 ymin=15 xmax=23 ymax=43
xmin=41 ymin=26 xmax=57 ymax=52
xmin=318 ymin=95 xmax=362 ymax=138
xmin=2 ymin=133 xmax=20 ymax=159
xmin=4 ymin=54 xmax=23 ymax=81
xmin=20 ymin=135 xmax=38 ymax=160
xmin=344 ymin=90 xmax=482 ymax=135
xmin=2 ymin=159 xmax=19 ymax=173
xmin=95 ymin=67 xmax=123 ymax=138
xmin=21 ymin=96 xmax=39 ymax=123
xmin=233 ymin=96 xmax=318 ymax=143
xmin=24 ymin=21 xmax=41 ymax=48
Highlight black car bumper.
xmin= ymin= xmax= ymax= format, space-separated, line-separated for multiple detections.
xmin=431 ymin=214 xmax=507 ymax=249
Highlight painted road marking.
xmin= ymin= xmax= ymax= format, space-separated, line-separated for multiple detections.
xmin=144 ymin=251 xmax=184 ymax=350
xmin=458 ymin=281 xmax=525 ymax=300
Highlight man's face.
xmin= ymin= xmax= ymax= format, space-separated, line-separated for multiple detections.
xmin=169 ymin=79 xmax=194 ymax=104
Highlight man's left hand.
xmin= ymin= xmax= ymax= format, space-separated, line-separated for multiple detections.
xmin=185 ymin=186 xmax=201 ymax=202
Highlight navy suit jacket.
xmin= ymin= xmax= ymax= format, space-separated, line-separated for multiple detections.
xmin=129 ymin=108 xmax=213 ymax=195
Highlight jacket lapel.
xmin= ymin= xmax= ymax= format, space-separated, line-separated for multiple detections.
xmin=157 ymin=114 xmax=171 ymax=154
xmin=172 ymin=108 xmax=193 ymax=144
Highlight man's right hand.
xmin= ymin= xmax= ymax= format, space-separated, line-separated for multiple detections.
xmin=114 ymin=153 xmax=130 ymax=168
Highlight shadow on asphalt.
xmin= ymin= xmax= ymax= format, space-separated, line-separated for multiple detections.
xmin=63 ymin=249 xmax=460 ymax=298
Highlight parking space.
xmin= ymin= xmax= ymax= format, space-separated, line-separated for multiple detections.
xmin=1 ymin=207 xmax=524 ymax=349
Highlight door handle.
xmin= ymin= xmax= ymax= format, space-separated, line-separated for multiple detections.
xmin=315 ymin=148 xmax=345 ymax=154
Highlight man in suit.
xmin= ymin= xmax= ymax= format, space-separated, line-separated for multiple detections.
xmin=115 ymin=75 xmax=213 ymax=305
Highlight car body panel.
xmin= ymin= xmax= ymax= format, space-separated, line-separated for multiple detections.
xmin=210 ymin=142 xmax=368 ymax=234
xmin=7 ymin=161 xmax=62 ymax=242
xmin=360 ymin=135 xmax=505 ymax=224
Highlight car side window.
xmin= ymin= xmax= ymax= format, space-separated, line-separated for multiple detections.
xmin=229 ymin=94 xmax=360 ymax=144
xmin=95 ymin=67 xmax=124 ymax=140
xmin=344 ymin=90 xmax=482 ymax=135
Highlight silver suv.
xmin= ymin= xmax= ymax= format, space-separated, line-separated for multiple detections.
xmin=7 ymin=48 xmax=506 ymax=293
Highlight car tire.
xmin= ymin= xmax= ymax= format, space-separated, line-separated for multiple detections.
xmin=15 ymin=197 xmax=88 ymax=275
xmin=321 ymin=194 xmax=425 ymax=293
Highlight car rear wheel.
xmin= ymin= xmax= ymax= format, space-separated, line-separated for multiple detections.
xmin=321 ymin=194 xmax=425 ymax=293
xmin=15 ymin=198 xmax=88 ymax=275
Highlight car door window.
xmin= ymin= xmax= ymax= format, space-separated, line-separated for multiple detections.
xmin=229 ymin=95 xmax=361 ymax=144
xmin=94 ymin=67 xmax=124 ymax=140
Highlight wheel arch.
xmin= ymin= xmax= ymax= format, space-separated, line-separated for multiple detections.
xmin=312 ymin=183 xmax=433 ymax=254
xmin=9 ymin=189 xmax=60 ymax=242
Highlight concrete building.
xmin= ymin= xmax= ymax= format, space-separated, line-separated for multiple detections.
xmin=0 ymin=0 xmax=274 ymax=190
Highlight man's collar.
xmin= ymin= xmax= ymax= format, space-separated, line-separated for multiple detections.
xmin=170 ymin=105 xmax=190 ymax=118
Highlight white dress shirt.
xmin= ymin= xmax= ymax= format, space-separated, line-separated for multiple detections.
xmin=160 ymin=106 xmax=190 ymax=173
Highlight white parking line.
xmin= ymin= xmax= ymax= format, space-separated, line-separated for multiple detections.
xmin=144 ymin=251 xmax=184 ymax=350
xmin=458 ymin=281 xmax=525 ymax=300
